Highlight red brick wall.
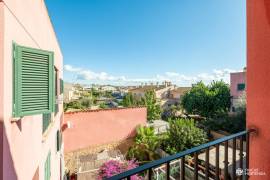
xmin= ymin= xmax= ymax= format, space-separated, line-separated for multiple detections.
xmin=63 ymin=107 xmax=147 ymax=153
xmin=247 ymin=0 xmax=270 ymax=179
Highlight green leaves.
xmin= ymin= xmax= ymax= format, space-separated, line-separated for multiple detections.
xmin=122 ymin=90 xmax=161 ymax=121
xmin=162 ymin=118 xmax=208 ymax=155
xmin=127 ymin=126 xmax=161 ymax=164
xmin=181 ymin=81 xmax=231 ymax=118
xmin=122 ymin=92 xmax=137 ymax=107
xmin=141 ymin=91 xmax=161 ymax=121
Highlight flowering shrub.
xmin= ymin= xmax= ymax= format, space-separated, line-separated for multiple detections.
xmin=98 ymin=159 xmax=142 ymax=180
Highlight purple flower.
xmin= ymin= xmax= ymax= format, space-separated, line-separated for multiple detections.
xmin=98 ymin=159 xmax=142 ymax=180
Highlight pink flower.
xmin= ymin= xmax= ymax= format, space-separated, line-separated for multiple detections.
xmin=98 ymin=159 xmax=142 ymax=180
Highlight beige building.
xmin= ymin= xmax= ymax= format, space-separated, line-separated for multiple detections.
xmin=63 ymin=83 xmax=81 ymax=102
xmin=129 ymin=81 xmax=176 ymax=99
xmin=161 ymin=87 xmax=191 ymax=109
xmin=169 ymin=87 xmax=191 ymax=100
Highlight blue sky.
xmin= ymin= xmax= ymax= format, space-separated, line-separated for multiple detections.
xmin=46 ymin=0 xmax=246 ymax=86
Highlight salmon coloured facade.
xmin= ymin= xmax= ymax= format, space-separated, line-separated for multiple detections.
xmin=0 ymin=0 xmax=64 ymax=180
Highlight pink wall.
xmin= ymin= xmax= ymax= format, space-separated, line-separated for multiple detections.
xmin=0 ymin=0 xmax=63 ymax=180
xmin=247 ymin=0 xmax=270 ymax=179
xmin=0 ymin=2 xmax=4 ymax=179
xmin=230 ymin=71 xmax=246 ymax=98
xmin=63 ymin=107 xmax=147 ymax=153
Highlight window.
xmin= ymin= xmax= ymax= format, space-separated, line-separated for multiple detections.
xmin=56 ymin=130 xmax=62 ymax=152
xmin=44 ymin=152 xmax=51 ymax=180
xmin=13 ymin=43 xmax=54 ymax=117
xmin=54 ymin=68 xmax=59 ymax=115
xmin=60 ymin=79 xmax=64 ymax=94
xmin=42 ymin=113 xmax=51 ymax=133
xmin=237 ymin=83 xmax=245 ymax=91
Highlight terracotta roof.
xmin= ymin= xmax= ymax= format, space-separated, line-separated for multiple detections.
xmin=64 ymin=106 xmax=146 ymax=114
xmin=129 ymin=85 xmax=167 ymax=92
xmin=171 ymin=87 xmax=191 ymax=95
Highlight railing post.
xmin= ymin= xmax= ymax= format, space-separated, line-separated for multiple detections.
xmin=166 ymin=162 xmax=170 ymax=180
xmin=148 ymin=168 xmax=152 ymax=180
xmin=240 ymin=136 xmax=244 ymax=179
xmin=215 ymin=144 xmax=220 ymax=180
xmin=194 ymin=152 xmax=198 ymax=180
xmin=205 ymin=148 xmax=209 ymax=180
xmin=232 ymin=138 xmax=236 ymax=180
xmin=180 ymin=157 xmax=185 ymax=180
xmin=224 ymin=141 xmax=229 ymax=180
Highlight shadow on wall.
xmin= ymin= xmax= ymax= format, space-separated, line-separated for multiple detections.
xmin=265 ymin=0 xmax=270 ymax=26
xmin=0 ymin=121 xmax=18 ymax=180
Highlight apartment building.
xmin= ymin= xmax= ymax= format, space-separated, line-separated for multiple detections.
xmin=161 ymin=87 xmax=191 ymax=109
xmin=230 ymin=70 xmax=246 ymax=112
xmin=0 ymin=0 xmax=64 ymax=180
xmin=129 ymin=81 xmax=176 ymax=99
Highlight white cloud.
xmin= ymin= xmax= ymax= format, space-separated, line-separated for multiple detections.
xmin=64 ymin=64 xmax=238 ymax=86
xmin=64 ymin=65 xmax=81 ymax=72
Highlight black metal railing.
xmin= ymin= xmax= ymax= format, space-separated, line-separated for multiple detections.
xmin=108 ymin=130 xmax=255 ymax=180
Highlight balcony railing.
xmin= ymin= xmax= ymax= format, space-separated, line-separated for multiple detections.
xmin=108 ymin=130 xmax=254 ymax=180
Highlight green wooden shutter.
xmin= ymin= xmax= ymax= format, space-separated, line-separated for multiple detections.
xmin=13 ymin=43 xmax=54 ymax=117
xmin=56 ymin=130 xmax=60 ymax=151
xmin=237 ymin=83 xmax=245 ymax=91
xmin=60 ymin=79 xmax=64 ymax=94
xmin=44 ymin=152 xmax=51 ymax=180
xmin=42 ymin=113 xmax=51 ymax=133
xmin=54 ymin=69 xmax=58 ymax=115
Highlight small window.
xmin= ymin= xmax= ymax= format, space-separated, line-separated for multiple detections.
xmin=237 ymin=83 xmax=245 ymax=91
xmin=56 ymin=130 xmax=62 ymax=152
xmin=54 ymin=68 xmax=59 ymax=115
xmin=60 ymin=79 xmax=64 ymax=94
xmin=42 ymin=113 xmax=51 ymax=133
xmin=13 ymin=43 xmax=54 ymax=117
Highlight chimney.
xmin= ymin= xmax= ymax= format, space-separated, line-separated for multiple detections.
xmin=164 ymin=81 xmax=168 ymax=87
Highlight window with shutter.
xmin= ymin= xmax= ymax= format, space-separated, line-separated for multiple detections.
xmin=60 ymin=79 xmax=64 ymax=94
xmin=44 ymin=152 xmax=51 ymax=180
xmin=54 ymin=68 xmax=59 ymax=115
xmin=13 ymin=43 xmax=54 ymax=117
xmin=56 ymin=130 xmax=61 ymax=151
xmin=237 ymin=83 xmax=245 ymax=91
xmin=42 ymin=113 xmax=51 ymax=133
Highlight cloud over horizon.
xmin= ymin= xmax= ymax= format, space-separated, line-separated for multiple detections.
xmin=64 ymin=64 xmax=239 ymax=86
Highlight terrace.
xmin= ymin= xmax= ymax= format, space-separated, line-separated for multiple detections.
xmin=108 ymin=130 xmax=255 ymax=180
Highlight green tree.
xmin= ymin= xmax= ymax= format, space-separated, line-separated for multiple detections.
xmin=99 ymin=102 xmax=108 ymax=109
xmin=162 ymin=118 xmax=208 ymax=154
xmin=80 ymin=98 xmax=92 ymax=108
xmin=64 ymin=101 xmax=83 ymax=111
xmin=104 ymin=91 xmax=113 ymax=98
xmin=181 ymin=81 xmax=231 ymax=118
xmin=122 ymin=92 xmax=136 ymax=107
xmin=141 ymin=90 xmax=161 ymax=121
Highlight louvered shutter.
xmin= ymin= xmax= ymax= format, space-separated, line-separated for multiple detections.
xmin=13 ymin=44 xmax=54 ymax=117
xmin=42 ymin=113 xmax=51 ymax=133
xmin=56 ymin=130 xmax=60 ymax=151
xmin=44 ymin=152 xmax=51 ymax=180
xmin=60 ymin=79 xmax=64 ymax=94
